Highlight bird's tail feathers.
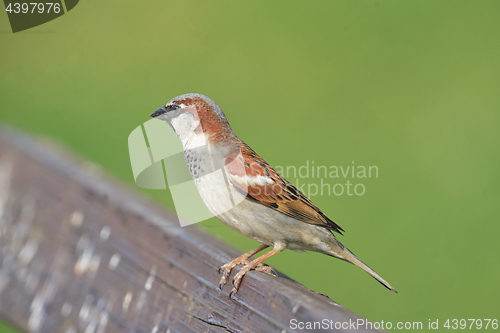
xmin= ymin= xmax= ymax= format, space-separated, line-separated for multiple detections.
xmin=332 ymin=245 xmax=397 ymax=293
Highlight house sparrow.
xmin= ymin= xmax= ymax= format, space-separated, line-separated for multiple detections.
xmin=151 ymin=93 xmax=396 ymax=296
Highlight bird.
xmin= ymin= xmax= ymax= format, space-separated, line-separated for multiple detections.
xmin=151 ymin=93 xmax=397 ymax=296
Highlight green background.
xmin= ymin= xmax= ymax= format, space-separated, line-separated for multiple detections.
xmin=1 ymin=0 xmax=499 ymax=331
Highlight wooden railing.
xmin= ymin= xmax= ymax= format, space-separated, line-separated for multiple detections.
xmin=0 ymin=128 xmax=381 ymax=333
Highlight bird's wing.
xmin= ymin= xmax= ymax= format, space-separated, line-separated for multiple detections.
xmin=225 ymin=142 xmax=344 ymax=235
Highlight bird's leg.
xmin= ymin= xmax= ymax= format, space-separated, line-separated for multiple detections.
xmin=218 ymin=244 xmax=269 ymax=290
xmin=229 ymin=247 xmax=282 ymax=298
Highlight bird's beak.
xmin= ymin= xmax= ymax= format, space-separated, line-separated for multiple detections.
xmin=150 ymin=107 xmax=167 ymax=118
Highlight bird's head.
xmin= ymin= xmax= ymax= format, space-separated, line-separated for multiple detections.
xmin=151 ymin=93 xmax=233 ymax=142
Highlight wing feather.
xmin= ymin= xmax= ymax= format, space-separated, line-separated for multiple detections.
xmin=225 ymin=142 xmax=344 ymax=235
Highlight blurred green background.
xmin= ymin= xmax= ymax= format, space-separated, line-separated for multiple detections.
xmin=1 ymin=0 xmax=499 ymax=331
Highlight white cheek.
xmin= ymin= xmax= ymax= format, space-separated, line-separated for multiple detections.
xmin=170 ymin=114 xmax=206 ymax=148
xmin=171 ymin=113 xmax=194 ymax=133
xmin=171 ymin=114 xmax=198 ymax=134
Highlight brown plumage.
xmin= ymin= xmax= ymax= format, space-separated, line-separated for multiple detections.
xmin=226 ymin=142 xmax=345 ymax=235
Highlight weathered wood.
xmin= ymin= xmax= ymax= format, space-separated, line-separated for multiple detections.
xmin=0 ymin=128 xmax=381 ymax=333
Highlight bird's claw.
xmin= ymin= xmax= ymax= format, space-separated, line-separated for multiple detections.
xmin=218 ymin=268 xmax=231 ymax=290
xmin=218 ymin=260 xmax=241 ymax=290
xmin=229 ymin=264 xmax=252 ymax=296
xmin=218 ymin=259 xmax=277 ymax=296
xmin=253 ymin=264 xmax=278 ymax=277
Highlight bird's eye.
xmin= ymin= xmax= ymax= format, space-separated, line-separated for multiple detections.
xmin=165 ymin=104 xmax=181 ymax=112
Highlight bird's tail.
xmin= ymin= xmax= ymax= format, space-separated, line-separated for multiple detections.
xmin=330 ymin=244 xmax=397 ymax=293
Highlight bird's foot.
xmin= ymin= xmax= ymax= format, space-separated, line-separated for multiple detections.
xmin=218 ymin=259 xmax=276 ymax=291
xmin=228 ymin=261 xmax=264 ymax=298
xmin=218 ymin=257 xmax=246 ymax=290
